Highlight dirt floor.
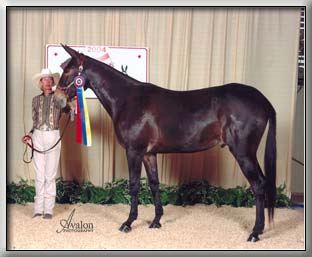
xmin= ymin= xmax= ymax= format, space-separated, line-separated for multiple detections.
xmin=7 ymin=203 xmax=304 ymax=250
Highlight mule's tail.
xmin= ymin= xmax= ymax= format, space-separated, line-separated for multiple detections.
xmin=264 ymin=108 xmax=277 ymax=223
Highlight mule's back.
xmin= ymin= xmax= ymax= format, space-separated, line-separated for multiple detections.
xmin=136 ymin=83 xmax=270 ymax=154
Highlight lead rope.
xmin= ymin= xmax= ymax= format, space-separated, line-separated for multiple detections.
xmin=23 ymin=115 xmax=71 ymax=163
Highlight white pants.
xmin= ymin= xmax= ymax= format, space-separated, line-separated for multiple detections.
xmin=32 ymin=129 xmax=61 ymax=215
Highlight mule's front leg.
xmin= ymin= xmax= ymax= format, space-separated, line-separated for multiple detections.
xmin=119 ymin=148 xmax=144 ymax=233
xmin=143 ymin=153 xmax=164 ymax=229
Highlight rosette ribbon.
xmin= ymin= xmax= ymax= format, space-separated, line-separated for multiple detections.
xmin=74 ymin=75 xmax=92 ymax=146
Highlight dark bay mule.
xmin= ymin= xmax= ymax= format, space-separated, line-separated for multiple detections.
xmin=55 ymin=44 xmax=276 ymax=242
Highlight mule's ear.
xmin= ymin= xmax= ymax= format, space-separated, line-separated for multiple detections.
xmin=61 ymin=44 xmax=81 ymax=63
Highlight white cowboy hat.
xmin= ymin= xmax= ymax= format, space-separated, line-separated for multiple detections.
xmin=32 ymin=68 xmax=60 ymax=89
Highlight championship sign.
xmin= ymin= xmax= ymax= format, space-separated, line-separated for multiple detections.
xmin=46 ymin=44 xmax=149 ymax=98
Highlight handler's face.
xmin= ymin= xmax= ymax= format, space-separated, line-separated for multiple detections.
xmin=40 ymin=76 xmax=54 ymax=91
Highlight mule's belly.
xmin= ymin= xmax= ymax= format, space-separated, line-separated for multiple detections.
xmin=148 ymin=121 xmax=222 ymax=154
xmin=148 ymin=138 xmax=220 ymax=154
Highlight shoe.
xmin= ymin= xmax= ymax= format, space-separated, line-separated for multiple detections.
xmin=43 ymin=214 xmax=53 ymax=219
xmin=32 ymin=213 xmax=42 ymax=218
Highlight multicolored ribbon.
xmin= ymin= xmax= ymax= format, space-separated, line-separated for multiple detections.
xmin=74 ymin=75 xmax=92 ymax=147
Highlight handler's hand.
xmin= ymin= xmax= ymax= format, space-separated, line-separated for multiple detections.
xmin=22 ymin=133 xmax=32 ymax=144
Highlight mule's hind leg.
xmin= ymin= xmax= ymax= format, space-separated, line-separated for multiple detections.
xmin=119 ymin=148 xmax=145 ymax=233
xmin=234 ymin=154 xmax=266 ymax=242
xmin=225 ymin=132 xmax=266 ymax=242
xmin=143 ymin=153 xmax=164 ymax=228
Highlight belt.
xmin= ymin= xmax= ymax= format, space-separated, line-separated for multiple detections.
xmin=37 ymin=124 xmax=59 ymax=131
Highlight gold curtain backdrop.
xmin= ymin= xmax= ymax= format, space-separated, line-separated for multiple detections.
xmin=8 ymin=8 xmax=300 ymax=193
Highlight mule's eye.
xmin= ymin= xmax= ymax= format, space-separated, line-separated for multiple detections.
xmin=62 ymin=67 xmax=73 ymax=75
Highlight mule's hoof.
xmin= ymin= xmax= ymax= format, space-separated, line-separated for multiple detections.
xmin=247 ymin=234 xmax=260 ymax=242
xmin=119 ymin=223 xmax=132 ymax=233
xmin=149 ymin=222 xmax=161 ymax=229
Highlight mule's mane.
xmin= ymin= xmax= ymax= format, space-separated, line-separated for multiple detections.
xmin=85 ymin=54 xmax=142 ymax=84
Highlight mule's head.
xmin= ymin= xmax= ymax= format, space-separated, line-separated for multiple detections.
xmin=54 ymin=44 xmax=89 ymax=106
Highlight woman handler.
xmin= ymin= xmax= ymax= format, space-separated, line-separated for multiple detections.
xmin=22 ymin=68 xmax=72 ymax=219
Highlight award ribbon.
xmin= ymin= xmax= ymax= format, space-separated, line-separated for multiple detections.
xmin=74 ymin=75 xmax=92 ymax=146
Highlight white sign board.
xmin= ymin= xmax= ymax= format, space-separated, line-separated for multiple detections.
xmin=46 ymin=44 xmax=149 ymax=98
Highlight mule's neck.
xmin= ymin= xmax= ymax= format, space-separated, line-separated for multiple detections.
xmin=84 ymin=59 xmax=140 ymax=120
